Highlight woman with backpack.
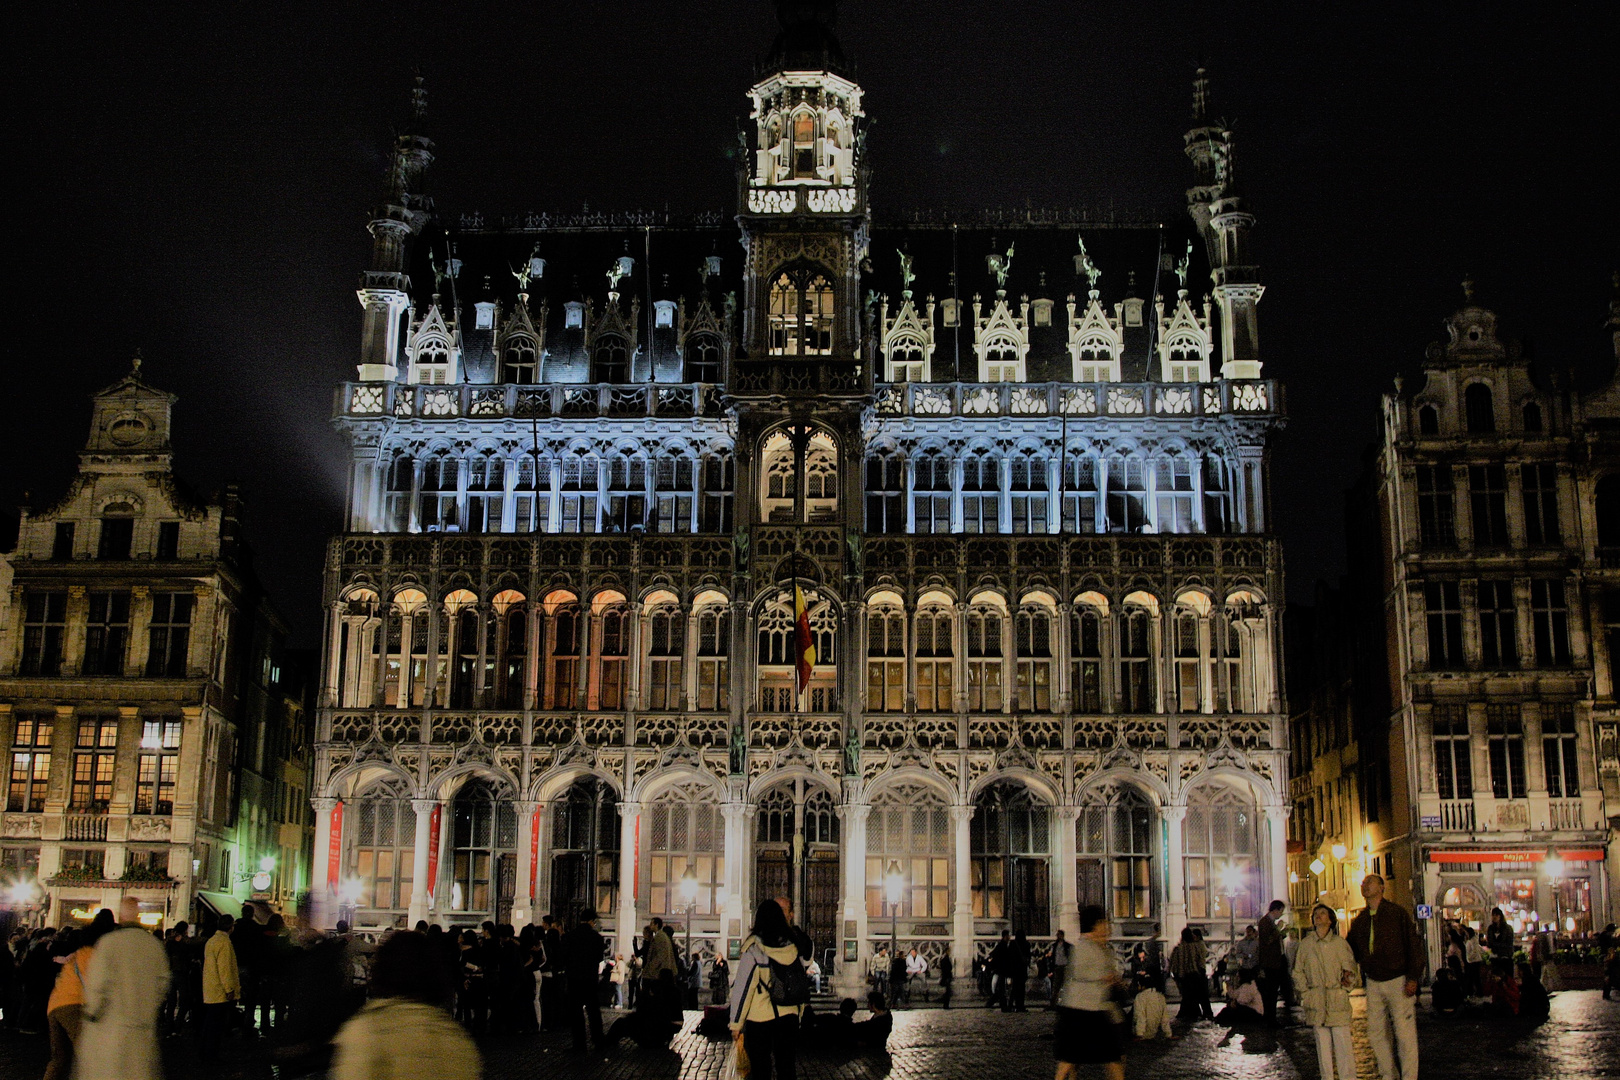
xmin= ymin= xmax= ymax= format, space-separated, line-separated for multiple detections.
xmin=728 ymin=899 xmax=807 ymax=1080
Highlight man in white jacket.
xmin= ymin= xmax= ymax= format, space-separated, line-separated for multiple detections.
xmin=76 ymin=897 xmax=170 ymax=1080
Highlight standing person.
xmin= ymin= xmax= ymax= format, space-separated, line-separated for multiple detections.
xmin=1053 ymin=905 xmax=1125 ymax=1080
xmin=1484 ymin=908 xmax=1515 ymax=978
xmin=75 ymin=898 xmax=171 ymax=1080
xmin=906 ymin=948 xmax=927 ymax=1003
xmin=43 ymin=912 xmax=115 ymax=1080
xmin=988 ymin=930 xmax=1013 ymax=1010
xmin=330 ymin=931 xmax=479 ymax=1080
xmin=199 ymin=914 xmax=241 ymax=1065
xmin=869 ymin=946 xmax=888 ymax=998
xmin=1169 ymin=927 xmax=1214 ymax=1021
xmin=889 ymin=947 xmax=908 ymax=1008
xmin=709 ymin=954 xmax=729 ymax=1005
xmin=231 ymin=903 xmax=263 ymax=1035
xmin=1256 ymin=900 xmax=1288 ymax=1024
xmin=611 ymin=953 xmax=629 ymax=1008
xmin=938 ymin=947 xmax=954 ymax=1009
xmin=563 ymin=907 xmax=607 ymax=1052
xmin=1048 ymin=930 xmax=1072 ymax=1009
xmin=1294 ymin=903 xmax=1358 ymax=1080
xmin=1346 ymin=874 xmax=1423 ymax=1080
xmin=1009 ymin=932 xmax=1031 ymax=1012
xmin=728 ymin=900 xmax=806 ymax=1080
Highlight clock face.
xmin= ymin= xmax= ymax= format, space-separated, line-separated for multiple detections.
xmin=108 ymin=412 xmax=150 ymax=446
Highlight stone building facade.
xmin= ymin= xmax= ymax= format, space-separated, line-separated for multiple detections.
xmin=0 ymin=365 xmax=312 ymax=928
xmin=312 ymin=5 xmax=1289 ymax=988
xmin=1350 ymin=286 xmax=1620 ymax=964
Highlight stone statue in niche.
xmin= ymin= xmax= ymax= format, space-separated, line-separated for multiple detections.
xmin=729 ymin=720 xmax=747 ymax=776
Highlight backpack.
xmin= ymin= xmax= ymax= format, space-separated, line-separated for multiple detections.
xmin=766 ymin=949 xmax=811 ymax=1008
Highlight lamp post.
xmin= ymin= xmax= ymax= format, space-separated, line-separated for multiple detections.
xmin=680 ymin=872 xmax=699 ymax=964
xmin=1545 ymin=849 xmax=1565 ymax=950
xmin=885 ymin=861 xmax=904 ymax=959
xmin=1217 ymin=859 xmax=1243 ymax=989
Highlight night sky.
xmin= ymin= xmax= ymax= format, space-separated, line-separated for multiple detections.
xmin=10 ymin=1 xmax=1618 ymax=646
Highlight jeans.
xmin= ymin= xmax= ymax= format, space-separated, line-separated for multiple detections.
xmin=1312 ymin=1024 xmax=1355 ymax=1080
xmin=743 ymin=1014 xmax=799 ymax=1080
xmin=199 ymin=1002 xmax=236 ymax=1063
xmin=615 ymin=981 xmax=627 ymax=1008
xmin=1364 ymin=975 xmax=1418 ymax=1080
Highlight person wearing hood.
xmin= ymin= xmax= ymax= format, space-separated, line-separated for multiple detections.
xmin=728 ymin=899 xmax=806 ymax=1080
xmin=329 ymin=931 xmax=479 ymax=1080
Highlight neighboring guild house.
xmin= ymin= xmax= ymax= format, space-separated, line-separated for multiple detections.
xmin=0 ymin=362 xmax=309 ymax=931
xmin=1348 ymin=283 xmax=1620 ymax=966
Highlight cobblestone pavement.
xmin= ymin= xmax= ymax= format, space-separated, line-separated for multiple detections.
xmin=3 ymin=991 xmax=1617 ymax=1079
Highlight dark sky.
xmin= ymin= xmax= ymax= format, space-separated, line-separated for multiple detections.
xmin=10 ymin=1 xmax=1618 ymax=646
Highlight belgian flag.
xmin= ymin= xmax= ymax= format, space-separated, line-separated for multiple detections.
xmin=793 ymin=583 xmax=815 ymax=696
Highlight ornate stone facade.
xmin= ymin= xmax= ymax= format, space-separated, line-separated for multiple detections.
xmin=312 ymin=6 xmax=1288 ymax=990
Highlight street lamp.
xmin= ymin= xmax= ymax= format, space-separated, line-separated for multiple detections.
xmin=1330 ymin=843 xmax=1348 ymax=861
xmin=1309 ymin=858 xmax=1327 ymax=877
xmin=885 ymin=862 xmax=904 ymax=959
xmin=1545 ymin=849 xmax=1564 ymax=949
xmin=1217 ymin=860 xmax=1244 ymax=960
xmin=680 ymin=872 xmax=699 ymax=966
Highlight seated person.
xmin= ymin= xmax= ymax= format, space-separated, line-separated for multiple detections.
xmin=1516 ymin=963 xmax=1550 ymax=1025
xmin=813 ymin=998 xmax=859 ymax=1046
xmin=1216 ymin=972 xmax=1265 ymax=1026
xmin=849 ymin=991 xmax=894 ymax=1051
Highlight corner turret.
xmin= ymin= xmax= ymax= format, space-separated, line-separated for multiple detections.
xmin=357 ymin=77 xmax=436 ymax=382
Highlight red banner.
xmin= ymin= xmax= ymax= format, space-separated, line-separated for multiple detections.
xmin=633 ymin=813 xmax=641 ymax=897
xmin=326 ymin=800 xmax=343 ymax=887
xmin=426 ymin=804 xmax=442 ymax=898
xmin=529 ymin=809 xmax=541 ymax=902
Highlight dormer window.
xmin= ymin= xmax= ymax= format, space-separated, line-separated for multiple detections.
xmin=1031 ymin=299 xmax=1054 ymax=327
xmin=940 ymin=298 xmax=960 ymax=328
xmin=1522 ymin=400 xmax=1543 ymax=433
xmin=474 ymin=302 xmax=495 ymax=331
xmin=593 ymin=335 xmax=629 ymax=383
xmin=564 ymin=302 xmax=584 ymax=329
xmin=1123 ymin=298 xmax=1144 ymax=327
xmin=1418 ymin=404 xmax=1440 ymax=434
xmin=654 ymin=300 xmax=676 ymax=329
xmin=793 ymin=114 xmax=816 ymax=177
xmin=1464 ymin=383 xmax=1495 ymax=434
xmin=415 ymin=344 xmax=451 ymax=385
xmin=502 ymin=338 xmax=538 ymax=384
xmin=983 ymin=340 xmax=1020 ymax=382
xmin=686 ymin=334 xmax=722 ymax=383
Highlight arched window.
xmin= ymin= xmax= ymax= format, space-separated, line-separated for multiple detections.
xmin=865 ymin=783 xmax=950 ymax=918
xmin=914 ymin=604 xmax=954 ymax=713
xmin=757 ymin=786 xmax=794 ymax=843
xmin=1063 ymin=454 xmax=1099 ymax=534
xmin=971 ymin=781 xmax=1051 ymax=934
xmin=502 ymin=337 xmax=538 ymax=383
xmin=762 ymin=435 xmax=796 ymax=521
xmin=491 ymin=591 xmax=527 ymax=709
xmin=866 ymin=604 xmax=905 ymax=712
xmin=594 ymin=602 xmax=632 ymax=710
xmin=1015 ymin=601 xmax=1053 ymax=712
xmin=386 ymin=454 xmax=415 ymax=531
xmin=1182 ymin=782 xmax=1260 ymax=939
xmin=449 ymin=778 xmax=518 ymax=918
xmin=1077 ymin=785 xmax=1156 ymax=920
xmin=803 ymin=788 xmax=838 ymax=844
xmin=966 ymin=601 xmax=1005 ymax=712
xmin=699 ymin=452 xmax=734 ymax=533
xmin=767 ymin=271 xmax=835 ymax=356
xmin=694 ymin=602 xmax=730 ymax=711
xmin=913 ymin=450 xmax=952 ymax=534
xmin=346 ymin=780 xmax=414 ymax=915
xmin=1522 ymin=400 xmax=1543 ymax=433
xmin=1070 ymin=603 xmax=1104 ymax=713
xmin=792 ymin=113 xmax=816 ymax=177
xmin=549 ymin=778 xmax=619 ymax=918
xmin=604 ymin=455 xmax=646 ymax=533
xmin=466 ymin=452 xmax=502 ymax=535
xmin=865 ymin=451 xmax=904 ymax=534
xmin=1418 ymin=404 xmax=1440 ymax=435
xmin=1464 ymin=382 xmax=1495 ymax=434
xmin=1173 ymin=606 xmax=1204 ymax=713
xmin=1155 ymin=455 xmax=1196 ymax=534
xmin=1107 ymin=456 xmax=1148 ymax=534
xmin=449 ymin=606 xmax=480 ymax=709
xmin=1203 ymin=456 xmax=1230 ymax=534
xmin=646 ymin=604 xmax=684 ymax=712
xmin=545 ymin=598 xmax=582 ymax=709
xmin=686 ymin=334 xmax=722 ymax=383
xmin=647 ymin=781 xmax=724 ymax=915
xmin=1009 ymin=449 xmax=1048 ymax=534
xmin=420 ymin=452 xmax=458 ymax=532
xmin=1118 ymin=605 xmax=1155 ymax=713
xmin=1598 ymin=475 xmax=1620 ymax=550
xmin=962 ymin=449 xmax=1000 ymax=534
xmin=593 ymin=334 xmax=629 ymax=383
xmin=558 ymin=451 xmax=598 ymax=533
xmin=653 ymin=456 xmax=695 ymax=534
xmin=804 ymin=440 xmax=837 ymax=510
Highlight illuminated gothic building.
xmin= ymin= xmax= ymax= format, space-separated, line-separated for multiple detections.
xmin=313 ymin=4 xmax=1288 ymax=985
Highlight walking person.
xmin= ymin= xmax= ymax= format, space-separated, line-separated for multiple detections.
xmin=1294 ymin=903 xmax=1359 ymax=1080
xmin=564 ymin=907 xmax=607 ymax=1052
xmin=728 ymin=899 xmax=808 ymax=1080
xmin=199 ymin=914 xmax=242 ymax=1065
xmin=1053 ymin=905 xmax=1126 ymax=1080
xmin=1346 ymin=874 xmax=1423 ymax=1080
xmin=1169 ymin=927 xmax=1214 ymax=1021
xmin=43 ymin=911 xmax=115 ymax=1080
xmin=75 ymin=897 xmax=171 ymax=1080
xmin=330 ymin=931 xmax=479 ymax=1080
xmin=1048 ymin=930 xmax=1072 ymax=1009
xmin=1256 ymin=899 xmax=1288 ymax=1024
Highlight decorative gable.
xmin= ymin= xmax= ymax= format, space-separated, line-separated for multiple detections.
xmin=972 ymin=293 xmax=1030 ymax=383
xmin=1067 ymin=291 xmax=1123 ymax=382
xmin=881 ymin=294 xmax=935 ymax=382
xmin=1156 ymin=290 xmax=1214 ymax=383
xmin=406 ymin=301 xmax=460 ymax=385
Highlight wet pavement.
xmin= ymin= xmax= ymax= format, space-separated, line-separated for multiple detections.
xmin=2 ymin=991 xmax=1617 ymax=1079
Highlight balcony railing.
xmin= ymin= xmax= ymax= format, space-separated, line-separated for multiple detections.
xmin=337 ymin=381 xmax=725 ymax=421
xmin=1440 ymin=800 xmax=1476 ymax=831
xmin=64 ymin=811 xmax=109 ymax=842
xmin=1548 ymin=799 xmax=1584 ymax=830
xmin=873 ymin=379 xmax=1281 ymax=419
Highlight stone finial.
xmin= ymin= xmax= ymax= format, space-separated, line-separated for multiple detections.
xmin=1192 ymin=67 xmax=1211 ymax=122
xmin=131 ymin=349 xmax=143 ymax=373
xmin=1462 ymin=276 xmax=1476 ymax=304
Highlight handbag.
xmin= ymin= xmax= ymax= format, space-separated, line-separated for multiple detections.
xmin=734 ymin=1035 xmax=752 ymax=1078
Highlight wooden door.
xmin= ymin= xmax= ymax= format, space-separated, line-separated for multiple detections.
xmin=1009 ymin=856 xmax=1050 ymax=937
xmin=804 ymin=853 xmax=840 ymax=967
xmin=755 ymin=850 xmax=790 ymax=916
xmin=551 ymin=852 xmax=586 ymax=921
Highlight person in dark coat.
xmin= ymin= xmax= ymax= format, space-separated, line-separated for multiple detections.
xmin=1008 ymin=933 xmax=1031 ymax=1011
xmin=1256 ymin=899 xmax=1288 ymax=1024
xmin=938 ymin=947 xmax=954 ymax=1009
xmin=563 ymin=906 xmax=607 ymax=1051
xmin=987 ymin=930 xmax=1012 ymax=1010
xmin=888 ymin=949 xmax=908 ymax=1007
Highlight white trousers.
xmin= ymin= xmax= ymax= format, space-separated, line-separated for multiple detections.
xmin=1364 ymin=975 xmax=1419 ymax=1080
xmin=1312 ymin=1024 xmax=1355 ymax=1080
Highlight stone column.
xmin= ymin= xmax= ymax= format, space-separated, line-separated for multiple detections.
xmin=1053 ymin=805 xmax=1080 ymax=940
xmin=722 ymin=797 xmax=751 ymax=954
xmin=512 ymin=800 xmax=539 ymax=928
xmin=323 ymin=602 xmax=344 ymax=708
xmin=835 ymin=793 xmax=871 ymax=999
xmin=408 ymin=798 xmax=435 ymax=925
xmin=617 ymin=801 xmax=642 ymax=954
xmin=1262 ymin=804 xmax=1290 ymax=909
xmin=1056 ymin=602 xmax=1073 ymax=714
xmin=312 ymin=797 xmax=340 ymax=897
xmin=951 ymin=803 xmax=976 ymax=967
xmin=1163 ymin=805 xmax=1188 ymax=947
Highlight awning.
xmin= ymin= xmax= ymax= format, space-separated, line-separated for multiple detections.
xmin=196 ymin=891 xmax=243 ymax=918
xmin=1428 ymin=849 xmax=1605 ymax=864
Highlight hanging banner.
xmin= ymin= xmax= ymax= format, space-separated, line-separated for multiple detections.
xmin=326 ymin=800 xmax=344 ymax=886
xmin=529 ymin=808 xmax=541 ymax=901
xmin=634 ymin=813 xmax=642 ymax=897
xmin=426 ymin=804 xmax=443 ymax=898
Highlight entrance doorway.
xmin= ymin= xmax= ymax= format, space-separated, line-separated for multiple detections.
xmin=754 ymin=780 xmax=841 ymax=967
